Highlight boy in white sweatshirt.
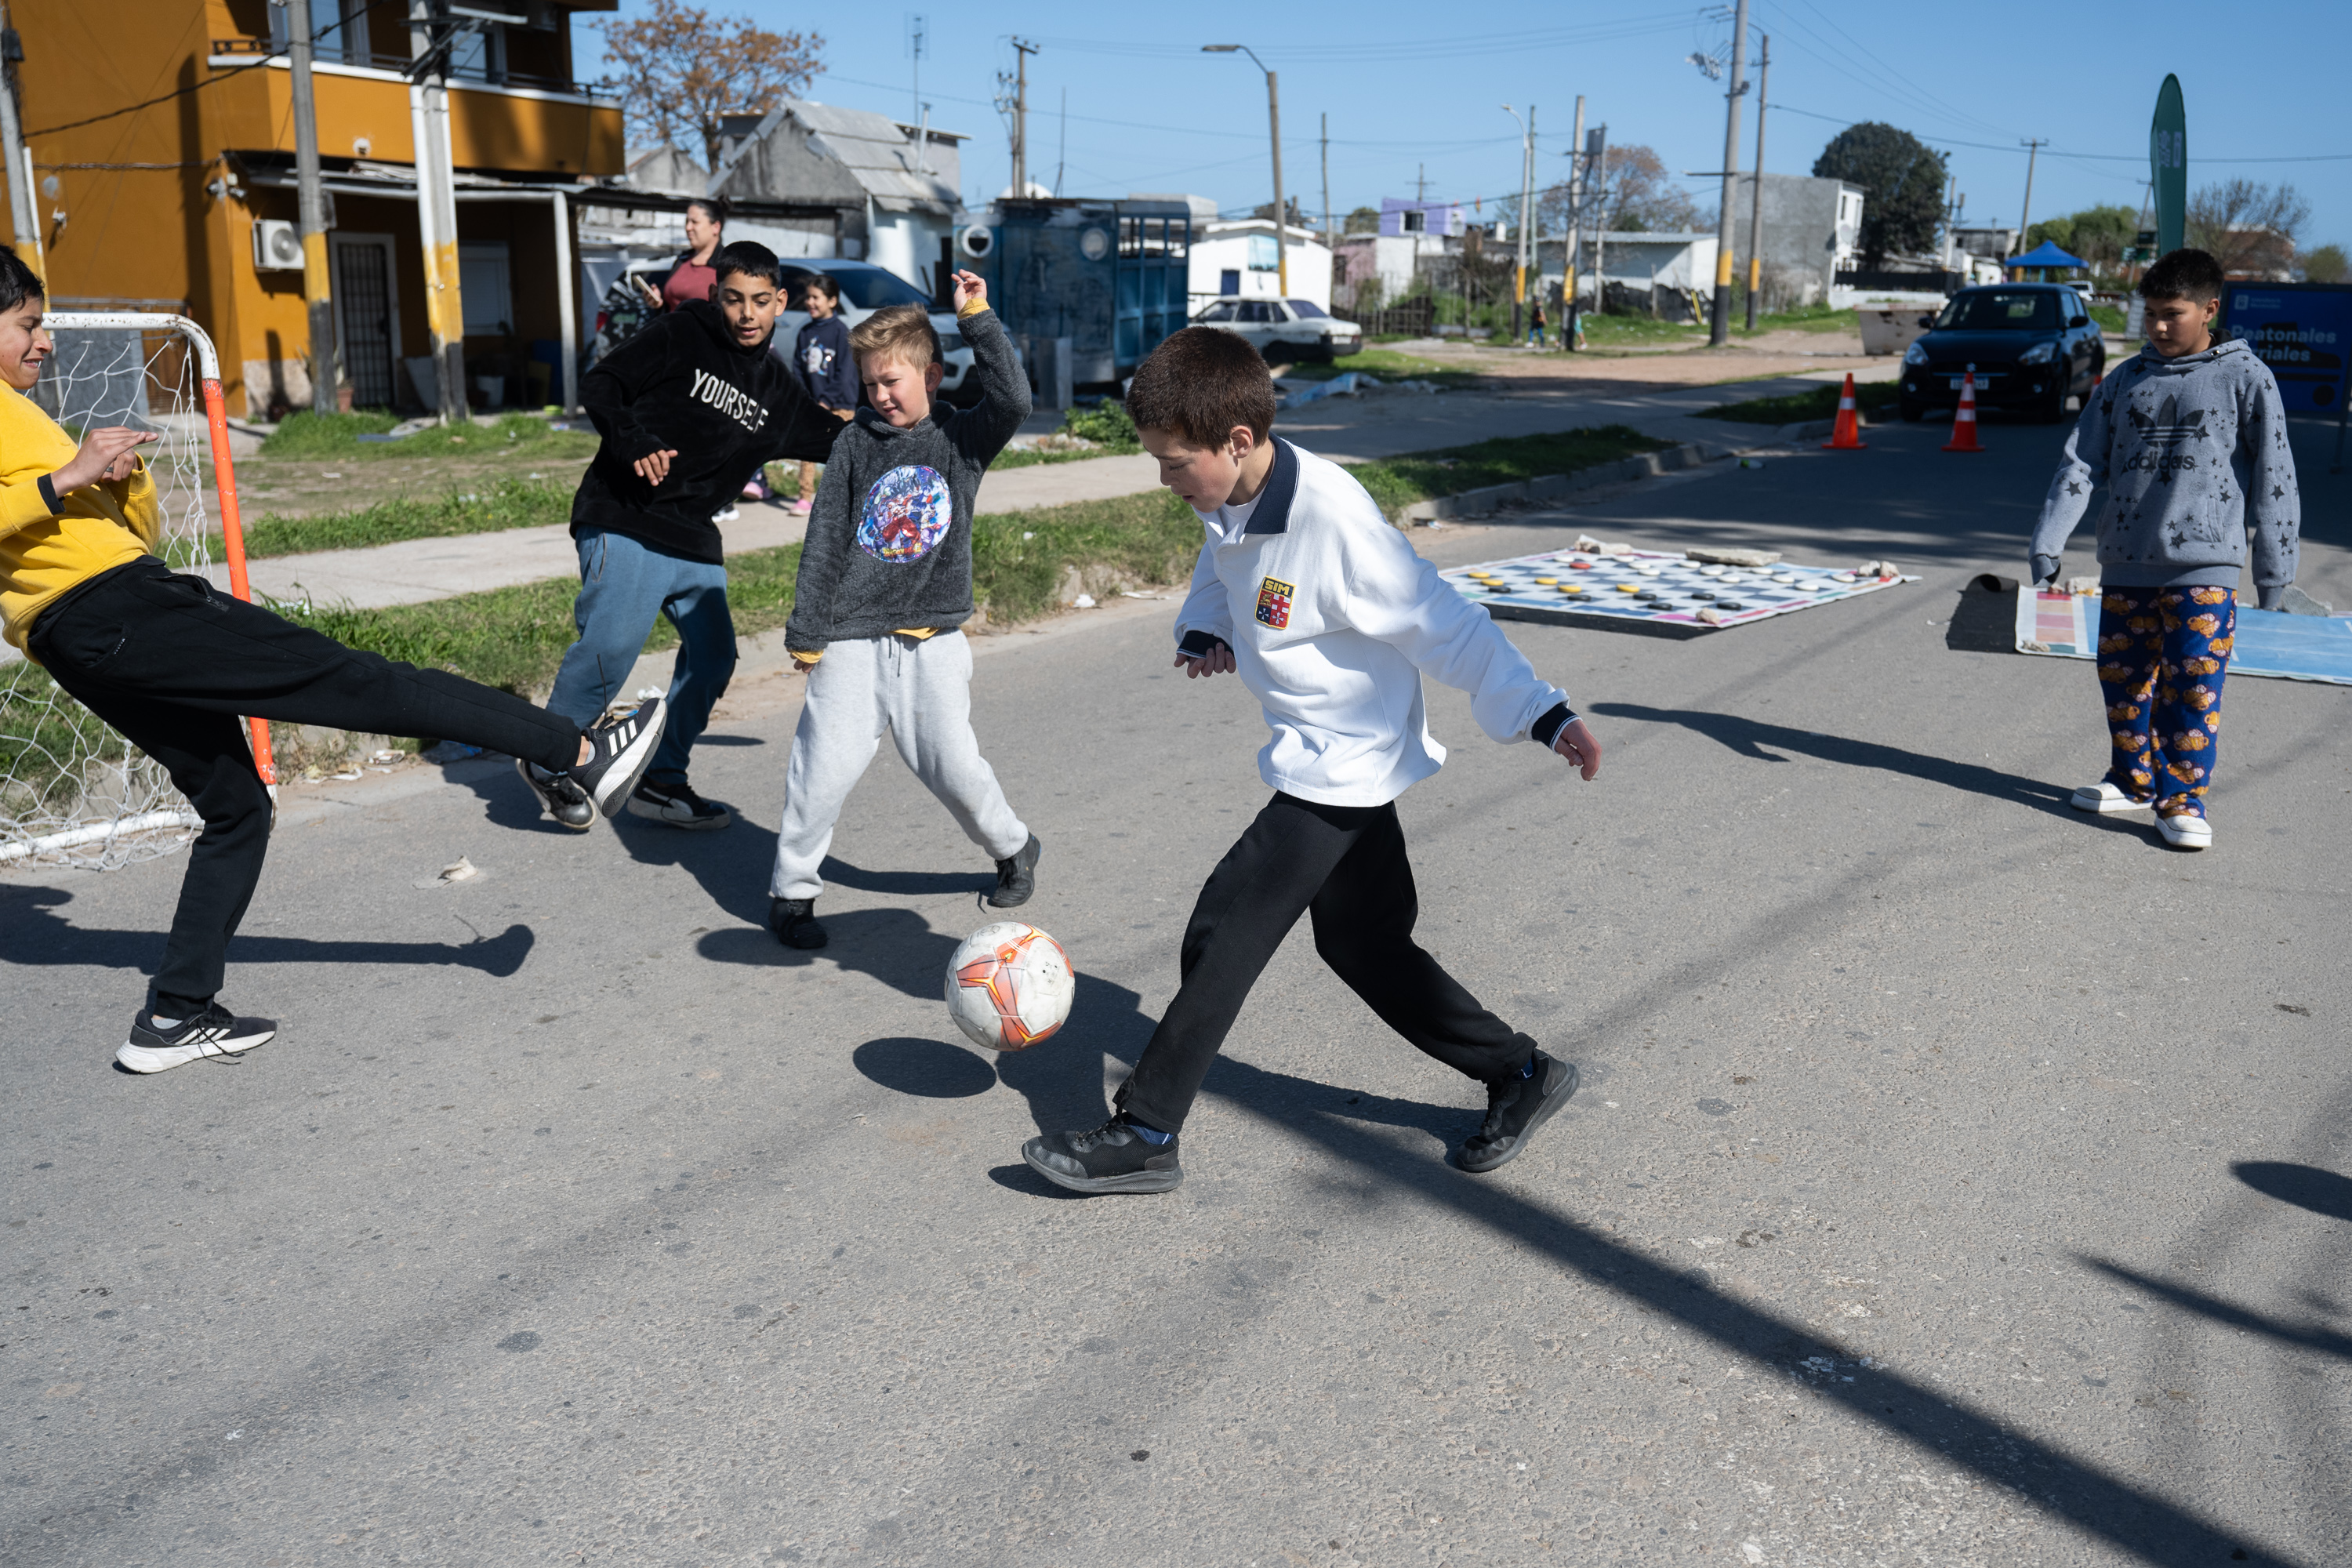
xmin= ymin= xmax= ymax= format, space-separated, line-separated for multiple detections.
xmin=1021 ymin=328 xmax=1602 ymax=1195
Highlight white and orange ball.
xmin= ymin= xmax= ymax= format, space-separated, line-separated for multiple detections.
xmin=944 ymin=922 xmax=1075 ymax=1051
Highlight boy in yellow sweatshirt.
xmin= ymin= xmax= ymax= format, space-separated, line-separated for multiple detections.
xmin=0 ymin=248 xmax=666 ymax=1073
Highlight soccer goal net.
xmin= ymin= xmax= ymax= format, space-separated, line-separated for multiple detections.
xmin=0 ymin=312 xmax=271 ymax=869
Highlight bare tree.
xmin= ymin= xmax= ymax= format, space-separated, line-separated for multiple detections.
xmin=597 ymin=0 xmax=824 ymax=171
xmin=2186 ymin=179 xmax=2311 ymax=279
xmin=1534 ymin=144 xmax=1705 ymax=238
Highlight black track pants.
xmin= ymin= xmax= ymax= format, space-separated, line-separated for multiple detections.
xmin=1114 ymin=792 xmax=1535 ymax=1134
xmin=28 ymin=558 xmax=583 ymax=1009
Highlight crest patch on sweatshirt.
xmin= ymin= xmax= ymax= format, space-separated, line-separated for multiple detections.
xmin=858 ymin=464 xmax=953 ymax=562
xmin=1255 ymin=575 xmax=1294 ymax=630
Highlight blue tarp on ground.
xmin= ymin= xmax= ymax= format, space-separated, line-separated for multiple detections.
xmin=2016 ymin=589 xmax=2352 ymax=685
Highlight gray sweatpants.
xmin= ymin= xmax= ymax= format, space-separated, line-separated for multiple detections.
xmin=770 ymin=631 xmax=1029 ymax=900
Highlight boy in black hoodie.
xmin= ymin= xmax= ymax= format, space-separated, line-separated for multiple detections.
xmin=765 ymin=271 xmax=1037 ymax=949
xmin=524 ymin=241 xmax=843 ymax=832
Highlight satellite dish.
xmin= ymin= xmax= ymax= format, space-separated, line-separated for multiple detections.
xmin=959 ymin=224 xmax=994 ymax=259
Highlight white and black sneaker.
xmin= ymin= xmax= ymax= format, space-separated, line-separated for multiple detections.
xmin=517 ymin=757 xmax=594 ymax=830
xmin=627 ymin=778 xmax=731 ymax=829
xmin=1022 ymin=1114 xmax=1183 ymax=1195
xmin=118 ymin=1003 xmax=275 ymax=1074
xmin=569 ymin=698 xmax=668 ymax=820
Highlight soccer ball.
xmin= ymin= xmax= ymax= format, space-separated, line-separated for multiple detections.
xmin=945 ymin=921 xmax=1075 ymax=1051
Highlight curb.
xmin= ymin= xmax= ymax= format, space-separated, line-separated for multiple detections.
xmin=1399 ymin=441 xmax=1733 ymax=523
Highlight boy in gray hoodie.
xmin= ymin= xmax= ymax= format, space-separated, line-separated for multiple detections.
xmin=767 ymin=270 xmax=1041 ymax=947
xmin=2030 ymin=248 xmax=2300 ymax=850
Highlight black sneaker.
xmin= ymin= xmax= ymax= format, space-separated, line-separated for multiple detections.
xmin=568 ymin=697 xmax=668 ymax=819
xmin=627 ymin=778 xmax=731 ymax=830
xmin=516 ymin=757 xmax=594 ymax=830
xmin=1022 ymin=1115 xmax=1183 ymax=1195
xmin=768 ymin=896 xmax=828 ymax=949
xmin=1457 ymin=1051 xmax=1578 ymax=1174
xmin=118 ymin=1003 xmax=275 ymax=1074
xmin=988 ymin=833 xmax=1044 ymax=908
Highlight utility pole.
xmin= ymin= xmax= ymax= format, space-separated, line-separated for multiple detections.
xmin=1008 ymin=37 xmax=1036 ymax=198
xmin=1743 ymin=34 xmax=1769 ymax=330
xmin=1502 ymin=103 xmax=1534 ymax=341
xmin=1563 ymin=95 xmax=1585 ymax=350
xmin=1588 ymin=123 xmax=1608 ymax=322
xmin=0 ymin=5 xmax=37 ymax=284
xmin=1706 ymin=0 xmax=1750 ymax=347
xmin=2016 ymin=136 xmax=2047 ymax=271
xmin=408 ymin=0 xmax=466 ymax=423
xmin=288 ymin=0 xmax=337 ymax=416
xmin=1320 ymin=111 xmax=1331 ymax=254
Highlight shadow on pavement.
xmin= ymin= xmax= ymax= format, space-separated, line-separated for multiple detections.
xmin=851 ymin=1036 xmax=996 ymax=1098
xmin=2233 ymin=1160 xmax=2352 ymax=1222
xmin=1946 ymin=579 xmax=2023 ymax=654
xmin=1185 ymin=1051 xmax=2293 ymax=1568
xmin=2078 ymin=1256 xmax=2352 ymax=1363
xmin=1592 ymin=700 xmax=2109 ymax=823
xmin=0 ymin=885 xmax=535 ymax=978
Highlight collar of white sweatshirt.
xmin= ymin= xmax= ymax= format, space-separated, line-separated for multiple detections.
xmin=1174 ymin=437 xmax=1570 ymax=807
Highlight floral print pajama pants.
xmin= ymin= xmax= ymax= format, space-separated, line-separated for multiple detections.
xmin=2095 ymin=585 xmax=2234 ymax=818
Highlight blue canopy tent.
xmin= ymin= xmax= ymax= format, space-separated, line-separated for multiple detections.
xmin=2009 ymin=239 xmax=2089 ymax=278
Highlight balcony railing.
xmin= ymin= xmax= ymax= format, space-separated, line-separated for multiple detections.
xmin=210 ymin=38 xmax=588 ymax=96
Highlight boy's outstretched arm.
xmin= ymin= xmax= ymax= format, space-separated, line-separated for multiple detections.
xmin=2240 ymin=369 xmax=2300 ymax=609
xmin=949 ymin=270 xmax=1033 ymax=466
xmin=1342 ymin=518 xmax=1595 ymax=779
xmin=580 ymin=321 xmax=679 ymax=481
xmin=2029 ymin=387 xmax=2112 ymax=584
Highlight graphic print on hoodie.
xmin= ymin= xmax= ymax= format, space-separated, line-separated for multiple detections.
xmin=2031 ymin=335 xmax=2299 ymax=592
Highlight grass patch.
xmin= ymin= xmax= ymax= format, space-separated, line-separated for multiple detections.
xmin=1736 ymin=301 xmax=1857 ymax=336
xmin=261 ymin=409 xmax=601 ymax=463
xmin=1577 ymin=313 xmax=1703 ymax=349
xmin=212 ymin=477 xmax=575 ymax=560
xmin=2090 ymin=303 xmax=2128 ymax=333
xmin=1697 ymin=380 xmax=1902 ymax=424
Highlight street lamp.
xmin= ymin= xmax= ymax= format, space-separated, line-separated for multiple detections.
xmin=1502 ymin=103 xmax=1535 ymax=343
xmin=1204 ymin=44 xmax=1287 ymax=296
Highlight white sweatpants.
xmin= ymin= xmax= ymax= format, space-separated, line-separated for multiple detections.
xmin=769 ymin=631 xmax=1029 ymax=900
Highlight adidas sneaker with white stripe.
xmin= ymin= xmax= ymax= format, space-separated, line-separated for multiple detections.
xmin=571 ymin=697 xmax=668 ymax=819
xmin=118 ymin=1004 xmax=276 ymax=1074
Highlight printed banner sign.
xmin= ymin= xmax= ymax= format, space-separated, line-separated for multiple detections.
xmin=2220 ymin=283 xmax=2352 ymax=416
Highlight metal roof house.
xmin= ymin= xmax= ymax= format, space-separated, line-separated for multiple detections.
xmin=708 ymin=100 xmax=968 ymax=297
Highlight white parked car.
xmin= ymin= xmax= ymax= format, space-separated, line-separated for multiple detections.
xmin=613 ymin=256 xmax=985 ymax=401
xmin=1191 ymin=296 xmax=1363 ymax=361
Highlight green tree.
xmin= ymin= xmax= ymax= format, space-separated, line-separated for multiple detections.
xmin=1811 ymin=123 xmax=1947 ymax=265
xmin=2304 ymin=243 xmax=2348 ymax=284
xmin=2027 ymin=205 xmax=2136 ymax=274
xmin=1343 ymin=205 xmax=1381 ymax=235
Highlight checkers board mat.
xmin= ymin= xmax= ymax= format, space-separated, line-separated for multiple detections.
xmin=1439 ymin=550 xmax=1912 ymax=638
xmin=2013 ymin=586 xmax=2352 ymax=687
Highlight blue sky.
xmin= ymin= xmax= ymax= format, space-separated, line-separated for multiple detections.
xmin=585 ymin=1 xmax=2349 ymax=252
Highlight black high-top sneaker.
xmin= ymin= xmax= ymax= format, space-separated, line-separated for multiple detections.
xmin=768 ymin=897 xmax=828 ymax=949
xmin=988 ymin=833 xmax=1044 ymax=907
xmin=1457 ymin=1051 xmax=1578 ymax=1174
xmin=1022 ymin=1114 xmax=1182 ymax=1195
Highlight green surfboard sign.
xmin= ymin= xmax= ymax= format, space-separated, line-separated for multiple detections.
xmin=2151 ymin=74 xmax=2186 ymax=256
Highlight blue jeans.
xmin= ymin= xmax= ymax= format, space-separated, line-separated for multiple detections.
xmin=547 ymin=528 xmax=735 ymax=786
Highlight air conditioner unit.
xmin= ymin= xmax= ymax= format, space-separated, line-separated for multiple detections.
xmin=252 ymin=218 xmax=303 ymax=270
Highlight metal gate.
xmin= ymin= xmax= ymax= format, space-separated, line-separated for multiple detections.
xmin=332 ymin=235 xmax=398 ymax=408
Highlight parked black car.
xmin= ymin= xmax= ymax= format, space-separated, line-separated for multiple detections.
xmin=1898 ymin=282 xmax=2105 ymax=423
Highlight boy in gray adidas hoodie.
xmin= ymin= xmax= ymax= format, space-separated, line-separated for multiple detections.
xmin=2030 ymin=248 xmax=2301 ymax=850
xmin=767 ymin=271 xmax=1040 ymax=947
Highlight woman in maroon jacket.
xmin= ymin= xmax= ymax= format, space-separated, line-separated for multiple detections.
xmin=634 ymin=197 xmax=729 ymax=314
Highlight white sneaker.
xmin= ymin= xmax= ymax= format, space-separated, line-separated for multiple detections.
xmin=118 ymin=1003 xmax=275 ymax=1073
xmin=711 ymin=505 xmax=741 ymax=523
xmin=2071 ymin=781 xmax=2154 ymax=814
xmin=2156 ymin=811 xmax=2212 ymax=850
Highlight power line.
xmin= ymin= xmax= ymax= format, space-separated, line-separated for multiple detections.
xmin=1772 ymin=103 xmax=2350 ymax=165
xmin=26 ymin=14 xmax=354 ymax=139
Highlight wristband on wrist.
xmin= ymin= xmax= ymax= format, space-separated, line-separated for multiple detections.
xmin=38 ymin=474 xmax=60 ymax=512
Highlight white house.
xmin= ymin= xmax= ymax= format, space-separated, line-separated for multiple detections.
xmin=709 ymin=100 xmax=971 ymax=296
xmin=1187 ymin=217 xmax=1334 ymax=312
xmin=1574 ymin=232 xmax=1721 ymax=318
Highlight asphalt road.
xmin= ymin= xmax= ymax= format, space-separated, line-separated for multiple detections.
xmin=5 ymin=416 xmax=2348 ymax=1567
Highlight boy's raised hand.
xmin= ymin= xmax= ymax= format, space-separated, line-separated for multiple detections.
xmin=633 ymin=448 xmax=679 ymax=485
xmin=1552 ymin=717 xmax=1602 ymax=782
xmin=50 ymin=426 xmax=158 ymax=494
xmin=951 ymin=270 xmax=989 ymax=314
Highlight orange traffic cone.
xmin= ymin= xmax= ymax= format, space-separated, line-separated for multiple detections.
xmin=1944 ymin=372 xmax=1984 ymax=452
xmin=1820 ymin=372 xmax=1866 ymax=450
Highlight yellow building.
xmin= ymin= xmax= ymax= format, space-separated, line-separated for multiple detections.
xmin=5 ymin=0 xmax=623 ymax=416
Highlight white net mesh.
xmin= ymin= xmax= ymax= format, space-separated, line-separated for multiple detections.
xmin=1 ymin=314 xmax=237 ymax=869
